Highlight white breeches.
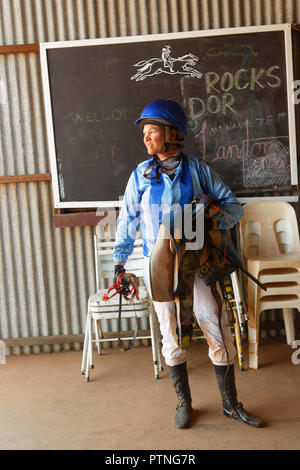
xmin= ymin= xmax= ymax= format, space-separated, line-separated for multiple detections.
xmin=143 ymin=257 xmax=236 ymax=367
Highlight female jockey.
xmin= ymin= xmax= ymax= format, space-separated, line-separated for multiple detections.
xmin=113 ymin=99 xmax=262 ymax=429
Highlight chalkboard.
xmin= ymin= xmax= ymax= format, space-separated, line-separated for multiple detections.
xmin=40 ymin=24 xmax=298 ymax=208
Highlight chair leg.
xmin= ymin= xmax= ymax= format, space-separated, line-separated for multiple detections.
xmin=282 ymin=308 xmax=295 ymax=345
xmin=81 ymin=308 xmax=90 ymax=375
xmin=85 ymin=337 xmax=90 ymax=382
xmin=88 ymin=310 xmax=94 ymax=370
xmin=97 ymin=319 xmax=103 ymax=355
xmin=93 ymin=318 xmax=102 ymax=355
xmin=248 ymin=323 xmax=259 ymax=369
xmin=247 ymin=278 xmax=261 ymax=369
xmin=84 ymin=314 xmax=91 ymax=382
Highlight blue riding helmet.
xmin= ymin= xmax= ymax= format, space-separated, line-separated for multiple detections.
xmin=135 ymin=99 xmax=187 ymax=135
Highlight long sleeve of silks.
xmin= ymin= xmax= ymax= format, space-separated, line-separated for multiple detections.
xmin=200 ymin=162 xmax=243 ymax=230
xmin=113 ymin=170 xmax=142 ymax=264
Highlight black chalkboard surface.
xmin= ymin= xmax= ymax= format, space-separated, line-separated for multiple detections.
xmin=41 ymin=25 xmax=298 ymax=207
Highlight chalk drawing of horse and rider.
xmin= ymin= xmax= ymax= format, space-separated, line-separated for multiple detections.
xmin=130 ymin=45 xmax=202 ymax=81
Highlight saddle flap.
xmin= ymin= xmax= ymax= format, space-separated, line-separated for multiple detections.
xmin=150 ymin=224 xmax=177 ymax=301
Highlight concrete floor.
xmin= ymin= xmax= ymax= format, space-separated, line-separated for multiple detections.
xmin=0 ymin=340 xmax=299 ymax=450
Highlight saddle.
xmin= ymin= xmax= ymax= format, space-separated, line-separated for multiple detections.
xmin=149 ymin=196 xmax=237 ymax=349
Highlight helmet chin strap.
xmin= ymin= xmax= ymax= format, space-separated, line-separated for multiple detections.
xmin=163 ymin=142 xmax=170 ymax=152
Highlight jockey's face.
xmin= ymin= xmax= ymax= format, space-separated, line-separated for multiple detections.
xmin=142 ymin=123 xmax=177 ymax=160
xmin=143 ymin=123 xmax=165 ymax=156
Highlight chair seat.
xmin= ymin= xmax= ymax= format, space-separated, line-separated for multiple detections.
xmin=259 ymin=295 xmax=300 ymax=310
xmin=89 ymin=286 xmax=149 ymax=308
xmin=247 ymin=253 xmax=300 ymax=274
xmin=259 ymin=272 xmax=300 ymax=283
xmin=247 ymin=252 xmax=300 ymax=262
xmin=259 ymin=284 xmax=300 ymax=297
xmin=91 ymin=307 xmax=150 ymax=320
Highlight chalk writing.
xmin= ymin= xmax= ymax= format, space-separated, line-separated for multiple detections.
xmin=65 ymin=58 xmax=117 ymax=81
xmin=193 ymin=117 xmax=290 ymax=188
xmin=206 ymin=43 xmax=258 ymax=66
xmin=184 ymin=94 xmax=236 ymax=119
xmin=203 ymin=113 xmax=288 ymax=136
xmin=194 ymin=121 xmax=207 ymax=160
xmin=181 ymin=65 xmax=282 ymax=119
xmin=243 ymin=148 xmax=290 ymax=188
xmin=66 ymin=107 xmax=141 ymax=123
xmin=243 ymin=137 xmax=290 ymax=188
xmin=95 ymin=142 xmax=144 ymax=166
xmin=209 ymin=118 xmax=250 ymax=162
xmin=205 ymin=65 xmax=281 ymax=94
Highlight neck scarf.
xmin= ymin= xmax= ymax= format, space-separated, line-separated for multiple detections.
xmin=143 ymin=153 xmax=182 ymax=182
xmin=159 ymin=154 xmax=181 ymax=175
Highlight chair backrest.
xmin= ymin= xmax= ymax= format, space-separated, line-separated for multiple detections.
xmin=240 ymin=201 xmax=300 ymax=259
xmin=94 ymin=233 xmax=144 ymax=290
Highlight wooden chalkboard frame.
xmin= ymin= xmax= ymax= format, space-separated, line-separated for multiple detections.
xmin=40 ymin=23 xmax=298 ymax=209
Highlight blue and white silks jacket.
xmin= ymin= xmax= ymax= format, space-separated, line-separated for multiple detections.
xmin=113 ymin=153 xmax=243 ymax=265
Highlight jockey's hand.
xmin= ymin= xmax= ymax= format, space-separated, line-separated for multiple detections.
xmin=114 ymin=264 xmax=126 ymax=283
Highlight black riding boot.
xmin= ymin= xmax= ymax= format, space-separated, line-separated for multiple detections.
xmin=214 ymin=364 xmax=263 ymax=428
xmin=167 ymin=362 xmax=192 ymax=428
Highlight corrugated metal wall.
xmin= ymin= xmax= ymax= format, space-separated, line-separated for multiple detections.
xmin=0 ymin=0 xmax=299 ymax=355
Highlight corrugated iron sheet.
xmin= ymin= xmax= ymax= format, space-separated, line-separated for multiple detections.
xmin=0 ymin=0 xmax=299 ymax=354
xmin=1 ymin=0 xmax=300 ymax=44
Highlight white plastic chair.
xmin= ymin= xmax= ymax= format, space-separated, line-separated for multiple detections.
xmin=240 ymin=201 xmax=300 ymax=369
xmin=81 ymin=235 xmax=162 ymax=381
